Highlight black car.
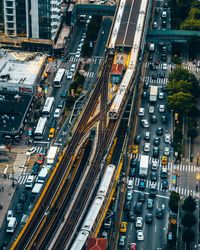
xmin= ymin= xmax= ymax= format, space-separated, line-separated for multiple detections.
xmin=138 ymin=192 xmax=146 ymax=203
xmin=159 ymin=72 xmax=165 ymax=78
xmin=147 ymin=198 xmax=154 ymax=209
xmin=149 ymin=63 xmax=156 ymax=71
xmin=145 ymin=214 xmax=153 ymax=224
xmin=142 ymin=91 xmax=148 ymax=99
xmin=50 ymin=119 xmax=57 ymax=128
xmin=130 ymin=167 xmax=136 ymax=177
xmin=134 ymin=134 xmax=141 ymax=144
xmin=60 ymin=90 xmax=67 ymax=98
xmin=156 ymin=208 xmax=164 ymax=218
xmin=162 ymin=20 xmax=167 ymax=28
xmin=19 ymin=191 xmax=28 ymax=203
xmin=153 ymin=137 xmax=160 ymax=146
xmin=129 ymin=210 xmax=135 ymax=222
xmin=162 ymin=180 xmax=169 ymax=190
xmin=143 ymin=81 xmax=149 ymax=89
xmin=150 ymin=115 xmax=157 ymax=123
xmin=15 ymin=203 xmax=24 ymax=213
xmin=134 ymin=202 xmax=143 ymax=214
xmin=130 ymin=158 xmax=137 ymax=168
xmin=155 ymin=7 xmax=160 ymax=14
xmin=150 ymin=171 xmax=157 ymax=181
xmin=148 ymin=54 xmax=153 ymax=61
xmin=161 ymin=54 xmax=167 ymax=61
xmin=153 ymin=147 xmax=159 ymax=158
xmin=32 ymin=163 xmax=40 ymax=175
xmin=57 ymin=100 xmax=65 ymax=109
xmin=152 ymin=73 xmax=158 ymax=80
xmin=139 ymin=179 xmax=146 ymax=190
xmin=161 ymin=115 xmax=167 ymax=123
xmin=124 ymin=201 xmax=131 ymax=211
xmin=156 ymin=127 xmax=163 ymax=135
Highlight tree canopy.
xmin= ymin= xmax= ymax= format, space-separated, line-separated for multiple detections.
xmin=169 ymin=191 xmax=180 ymax=214
xmin=181 ymin=212 xmax=197 ymax=228
xmin=167 ymin=92 xmax=193 ymax=114
xmin=182 ymin=228 xmax=195 ymax=243
xmin=182 ymin=195 xmax=196 ymax=212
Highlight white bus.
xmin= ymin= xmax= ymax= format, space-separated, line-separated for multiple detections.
xmin=53 ymin=68 xmax=65 ymax=87
xmin=42 ymin=97 xmax=54 ymax=117
xmin=34 ymin=117 xmax=47 ymax=140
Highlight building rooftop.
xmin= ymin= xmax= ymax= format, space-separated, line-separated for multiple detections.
xmin=0 ymin=50 xmax=46 ymax=86
xmin=86 ymin=237 xmax=107 ymax=250
xmin=111 ymin=64 xmax=123 ymax=75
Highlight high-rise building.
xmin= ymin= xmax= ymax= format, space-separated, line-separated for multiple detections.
xmin=0 ymin=1 xmax=4 ymax=33
xmin=2 ymin=0 xmax=62 ymax=40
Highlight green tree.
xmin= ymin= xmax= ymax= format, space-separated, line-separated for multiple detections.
xmin=181 ymin=18 xmax=200 ymax=30
xmin=169 ymin=191 xmax=180 ymax=214
xmin=182 ymin=195 xmax=196 ymax=212
xmin=167 ymin=92 xmax=193 ymax=114
xmin=181 ymin=212 xmax=197 ymax=227
xmin=182 ymin=228 xmax=195 ymax=243
xmin=167 ymin=79 xmax=193 ymax=96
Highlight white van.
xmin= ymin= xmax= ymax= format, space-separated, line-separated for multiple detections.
xmin=149 ymin=43 xmax=155 ymax=51
xmin=138 ymin=108 xmax=145 ymax=116
xmin=36 ymin=168 xmax=48 ymax=183
xmin=162 ymin=11 xmax=167 ymax=18
xmin=6 ymin=217 xmax=17 ymax=233
xmin=127 ymin=178 xmax=134 ymax=190
xmin=25 ymin=175 xmax=35 ymax=189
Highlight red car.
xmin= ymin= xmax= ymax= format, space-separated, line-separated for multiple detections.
xmin=37 ymin=154 xmax=44 ymax=165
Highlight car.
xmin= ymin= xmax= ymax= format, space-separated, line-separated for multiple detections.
xmin=148 ymin=54 xmax=153 ymax=61
xmin=118 ymin=236 xmax=126 ymax=247
xmin=153 ymin=137 xmax=160 ymax=146
xmin=77 ymin=47 xmax=82 ymax=52
xmin=159 ymin=105 xmax=165 ymax=112
xmin=143 ymin=81 xmax=149 ymax=89
xmin=154 ymin=59 xmax=160 ymax=65
xmin=139 ymin=179 xmax=146 ymax=190
xmin=155 ymin=7 xmax=160 ymax=14
xmin=36 ymin=154 xmax=44 ymax=165
xmin=151 ymin=158 xmax=159 ymax=170
xmin=164 ymin=146 xmax=170 ymax=156
xmin=19 ymin=191 xmax=28 ymax=203
xmin=164 ymin=1 xmax=168 ymax=8
xmin=156 ymin=127 xmax=163 ymax=135
xmin=150 ymin=171 xmax=157 ymax=181
xmin=153 ymin=22 xmax=158 ymax=29
xmin=138 ymin=192 xmax=146 ymax=203
xmin=126 ymin=190 xmax=133 ymax=201
xmin=132 ymin=145 xmax=139 ymax=154
xmin=142 ymin=91 xmax=148 ymax=99
xmin=148 ymin=106 xmax=155 ymax=114
xmin=147 ymin=198 xmax=154 ymax=209
xmin=161 ymin=115 xmax=167 ymax=123
xmin=162 ymin=20 xmax=167 ymax=28
xmin=149 ymin=181 xmax=157 ymax=197
xmin=130 ymin=167 xmax=136 ymax=177
xmin=144 ymin=143 xmax=150 ymax=152
xmin=50 ymin=118 xmax=57 ymax=128
xmin=57 ymin=100 xmax=65 ymax=109
xmin=144 ymin=131 xmax=150 ymax=140
xmin=130 ymin=158 xmax=137 ymax=168
xmin=134 ymin=202 xmax=143 ymax=214
xmin=164 ymin=134 xmax=171 ymax=143
xmin=129 ymin=210 xmax=135 ymax=222
xmin=124 ymin=201 xmax=131 ymax=211
xmin=15 ymin=203 xmax=24 ymax=213
xmin=138 ymin=108 xmax=145 ymax=116
xmin=162 ymin=180 xmax=169 ymax=190
xmin=120 ymin=222 xmax=127 ymax=233
xmin=66 ymin=71 xmax=73 ymax=80
xmin=141 ymin=119 xmax=149 ymax=128
xmin=26 ymin=147 xmax=36 ymax=156
xmin=7 ymin=210 xmax=13 ymax=221
xmin=150 ymin=115 xmax=157 ymax=123
xmin=137 ymin=230 xmax=144 ymax=241
xmin=158 ymin=91 xmax=164 ymax=100
xmin=60 ymin=90 xmax=67 ymax=98
xmin=70 ymin=63 xmax=76 ymax=72
xmin=156 ymin=208 xmax=164 ymax=218
xmin=152 ymin=73 xmax=158 ymax=79
xmin=153 ymin=147 xmax=159 ymax=158
xmin=53 ymin=108 xmax=61 ymax=119
xmin=159 ymin=72 xmax=165 ymax=78
xmin=149 ymin=63 xmax=156 ymax=71
xmin=162 ymin=63 xmax=167 ymax=70
xmin=129 ymin=243 xmax=137 ymax=250
xmin=32 ymin=162 xmax=40 ymax=175
xmin=75 ymin=51 xmax=81 ymax=58
xmin=145 ymin=214 xmax=153 ymax=224
xmin=161 ymin=156 xmax=168 ymax=165
xmin=136 ymin=217 xmax=143 ymax=228
xmin=161 ymin=54 xmax=167 ymax=61
xmin=134 ymin=134 xmax=141 ymax=144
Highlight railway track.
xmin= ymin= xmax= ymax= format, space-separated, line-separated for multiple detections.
xmin=12 ymin=54 xmax=114 ymax=250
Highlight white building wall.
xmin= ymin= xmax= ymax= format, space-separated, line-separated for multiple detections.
xmin=31 ymin=0 xmax=39 ymax=38
xmin=4 ymin=0 xmax=17 ymax=36
xmin=50 ymin=0 xmax=62 ymax=40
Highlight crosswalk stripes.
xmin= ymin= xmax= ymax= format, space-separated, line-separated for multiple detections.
xmin=169 ymin=186 xmax=196 ymax=197
xmin=35 ymin=146 xmax=45 ymax=154
xmin=17 ymin=174 xmax=30 ymax=184
xmin=69 ymin=56 xmax=80 ymax=62
xmin=85 ymin=72 xmax=95 ymax=78
xmin=168 ymin=163 xmax=197 ymax=173
xmin=144 ymin=76 xmax=168 ymax=85
xmin=182 ymin=64 xmax=200 ymax=73
xmin=145 ymin=62 xmax=171 ymax=71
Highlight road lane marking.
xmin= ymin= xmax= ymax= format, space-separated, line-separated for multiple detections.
xmin=155 ymin=225 xmax=157 ymax=233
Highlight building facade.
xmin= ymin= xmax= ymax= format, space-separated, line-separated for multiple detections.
xmin=2 ymin=0 xmax=62 ymax=41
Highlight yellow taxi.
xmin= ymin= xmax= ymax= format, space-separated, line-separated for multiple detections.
xmin=48 ymin=127 xmax=55 ymax=139
xmin=161 ymin=156 xmax=168 ymax=165
xmin=120 ymin=221 xmax=127 ymax=233
xmin=132 ymin=145 xmax=139 ymax=154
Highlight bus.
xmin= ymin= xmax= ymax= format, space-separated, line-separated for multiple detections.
xmin=53 ymin=68 xmax=65 ymax=87
xmin=42 ymin=97 xmax=54 ymax=117
xmin=34 ymin=117 xmax=48 ymax=140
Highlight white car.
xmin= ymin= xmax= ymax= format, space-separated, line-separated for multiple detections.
xmin=138 ymin=108 xmax=145 ymax=116
xmin=152 ymin=158 xmax=159 ymax=170
xmin=26 ymin=147 xmax=36 ymax=156
xmin=148 ymin=106 xmax=155 ymax=114
xmin=164 ymin=134 xmax=171 ymax=143
xmin=164 ymin=147 xmax=170 ymax=156
xmin=70 ymin=64 xmax=76 ymax=72
xmin=118 ymin=236 xmax=126 ymax=246
xmin=136 ymin=217 xmax=143 ymax=228
xmin=126 ymin=190 xmax=133 ymax=201
xmin=153 ymin=22 xmax=158 ymax=28
xmin=144 ymin=131 xmax=150 ymax=140
xmin=162 ymin=63 xmax=167 ymax=70
xmin=144 ymin=143 xmax=150 ymax=152
xmin=67 ymin=71 xmax=73 ymax=80
xmin=53 ymin=108 xmax=61 ymax=119
xmin=159 ymin=104 xmax=165 ymax=112
xmin=159 ymin=92 xmax=164 ymax=100
xmin=7 ymin=210 xmax=13 ymax=221
xmin=141 ymin=119 xmax=149 ymax=128
xmin=137 ymin=230 xmax=144 ymax=241
xmin=75 ymin=52 xmax=81 ymax=58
